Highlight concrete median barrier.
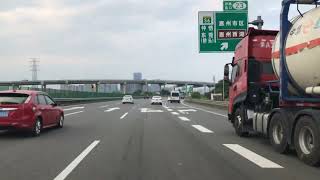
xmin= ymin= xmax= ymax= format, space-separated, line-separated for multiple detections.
xmin=55 ymin=96 xmax=144 ymax=106
xmin=184 ymin=99 xmax=228 ymax=110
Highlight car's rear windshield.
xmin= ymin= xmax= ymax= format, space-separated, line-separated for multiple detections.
xmin=124 ymin=95 xmax=132 ymax=98
xmin=0 ymin=93 xmax=29 ymax=105
xmin=172 ymin=93 xmax=179 ymax=97
xmin=153 ymin=96 xmax=161 ymax=99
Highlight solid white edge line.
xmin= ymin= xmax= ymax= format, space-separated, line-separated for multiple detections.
xmin=223 ymin=144 xmax=283 ymax=168
xmin=167 ymin=109 xmax=173 ymax=111
xmin=54 ymin=140 xmax=100 ymax=180
xmin=192 ymin=125 xmax=214 ymax=133
xmin=120 ymin=112 xmax=128 ymax=119
xmin=178 ymin=116 xmax=190 ymax=121
xmin=65 ymin=111 xmax=84 ymax=116
xmin=181 ymin=101 xmax=227 ymax=118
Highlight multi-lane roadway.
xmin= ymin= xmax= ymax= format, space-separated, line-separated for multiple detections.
xmin=0 ymin=99 xmax=320 ymax=180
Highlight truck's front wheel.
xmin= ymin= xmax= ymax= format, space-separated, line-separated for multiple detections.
xmin=233 ymin=108 xmax=249 ymax=137
xmin=294 ymin=116 xmax=320 ymax=166
xmin=269 ymin=113 xmax=289 ymax=153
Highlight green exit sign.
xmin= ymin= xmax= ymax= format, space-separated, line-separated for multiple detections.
xmin=223 ymin=0 xmax=248 ymax=11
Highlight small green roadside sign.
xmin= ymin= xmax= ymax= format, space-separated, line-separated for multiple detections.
xmin=223 ymin=0 xmax=248 ymax=11
xmin=198 ymin=11 xmax=216 ymax=52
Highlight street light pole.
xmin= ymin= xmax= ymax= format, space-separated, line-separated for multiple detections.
xmin=213 ymin=75 xmax=216 ymax=95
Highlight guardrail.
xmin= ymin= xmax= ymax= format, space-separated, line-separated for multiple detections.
xmin=185 ymin=98 xmax=228 ymax=110
xmin=55 ymin=96 xmax=144 ymax=106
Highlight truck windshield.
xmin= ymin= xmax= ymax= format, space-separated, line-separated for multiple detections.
xmin=261 ymin=61 xmax=274 ymax=74
xmin=249 ymin=58 xmax=274 ymax=76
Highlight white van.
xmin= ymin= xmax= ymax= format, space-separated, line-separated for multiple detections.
xmin=168 ymin=91 xmax=180 ymax=103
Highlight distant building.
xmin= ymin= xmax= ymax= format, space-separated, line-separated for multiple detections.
xmin=127 ymin=72 xmax=143 ymax=94
xmin=133 ymin=72 xmax=142 ymax=81
xmin=99 ymin=84 xmax=119 ymax=93
xmin=149 ymin=84 xmax=160 ymax=92
xmin=126 ymin=84 xmax=142 ymax=94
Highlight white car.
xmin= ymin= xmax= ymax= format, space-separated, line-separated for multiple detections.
xmin=151 ymin=96 xmax=162 ymax=105
xmin=122 ymin=95 xmax=134 ymax=104
xmin=168 ymin=91 xmax=180 ymax=103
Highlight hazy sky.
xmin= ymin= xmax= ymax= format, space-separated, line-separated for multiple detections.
xmin=0 ymin=0 xmax=306 ymax=82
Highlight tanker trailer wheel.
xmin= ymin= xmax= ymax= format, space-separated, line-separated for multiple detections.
xmin=233 ymin=108 xmax=249 ymax=137
xmin=294 ymin=116 xmax=320 ymax=166
xmin=269 ymin=113 xmax=289 ymax=153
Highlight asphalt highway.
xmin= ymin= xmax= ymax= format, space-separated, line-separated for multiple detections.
xmin=0 ymin=99 xmax=320 ymax=180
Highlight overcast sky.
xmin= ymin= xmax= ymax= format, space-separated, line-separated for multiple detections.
xmin=0 ymin=0 xmax=305 ymax=82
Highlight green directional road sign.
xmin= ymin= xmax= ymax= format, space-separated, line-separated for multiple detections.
xmin=215 ymin=11 xmax=248 ymax=51
xmin=198 ymin=11 xmax=217 ymax=52
xmin=198 ymin=11 xmax=248 ymax=53
xmin=198 ymin=0 xmax=248 ymax=53
xmin=223 ymin=0 xmax=248 ymax=12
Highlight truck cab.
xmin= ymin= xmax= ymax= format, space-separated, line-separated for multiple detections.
xmin=226 ymin=28 xmax=279 ymax=134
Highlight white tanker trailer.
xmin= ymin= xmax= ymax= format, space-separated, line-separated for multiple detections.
xmin=224 ymin=0 xmax=320 ymax=166
xmin=272 ymin=7 xmax=320 ymax=95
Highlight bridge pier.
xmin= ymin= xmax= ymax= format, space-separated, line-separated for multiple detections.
xmin=203 ymin=84 xmax=208 ymax=94
xmin=185 ymin=84 xmax=188 ymax=96
xmin=143 ymin=81 xmax=149 ymax=93
xmin=160 ymin=83 xmax=166 ymax=91
xmin=95 ymin=82 xmax=99 ymax=93
xmin=120 ymin=82 xmax=127 ymax=94
xmin=41 ymin=84 xmax=47 ymax=92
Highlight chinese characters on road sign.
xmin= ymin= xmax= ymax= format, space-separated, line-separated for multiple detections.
xmin=218 ymin=30 xmax=246 ymax=39
xmin=200 ymin=25 xmax=214 ymax=44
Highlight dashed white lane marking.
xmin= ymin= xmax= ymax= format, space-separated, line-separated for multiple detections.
xmin=54 ymin=140 xmax=100 ymax=180
xmin=141 ymin=108 xmax=163 ymax=113
xmin=99 ymin=105 xmax=109 ymax=108
xmin=171 ymin=112 xmax=179 ymax=115
xmin=223 ymin=144 xmax=283 ymax=168
xmin=120 ymin=112 xmax=128 ymax=119
xmin=178 ymin=109 xmax=197 ymax=114
xmin=192 ymin=125 xmax=214 ymax=133
xmin=167 ymin=109 xmax=173 ymax=112
xmin=65 ymin=111 xmax=84 ymax=116
xmin=104 ymin=107 xmax=120 ymax=112
xmin=178 ymin=116 xmax=190 ymax=121
xmin=63 ymin=107 xmax=85 ymax=111
xmin=181 ymin=101 xmax=227 ymax=118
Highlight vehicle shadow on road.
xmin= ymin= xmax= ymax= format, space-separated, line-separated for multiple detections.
xmin=244 ymin=133 xmax=298 ymax=156
xmin=0 ymin=127 xmax=63 ymax=139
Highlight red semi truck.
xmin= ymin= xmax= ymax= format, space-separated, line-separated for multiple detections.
xmin=225 ymin=0 xmax=320 ymax=166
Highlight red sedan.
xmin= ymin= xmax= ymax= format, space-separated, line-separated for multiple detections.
xmin=0 ymin=90 xmax=64 ymax=136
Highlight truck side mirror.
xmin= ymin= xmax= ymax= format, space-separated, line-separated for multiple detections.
xmin=224 ymin=64 xmax=230 ymax=81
